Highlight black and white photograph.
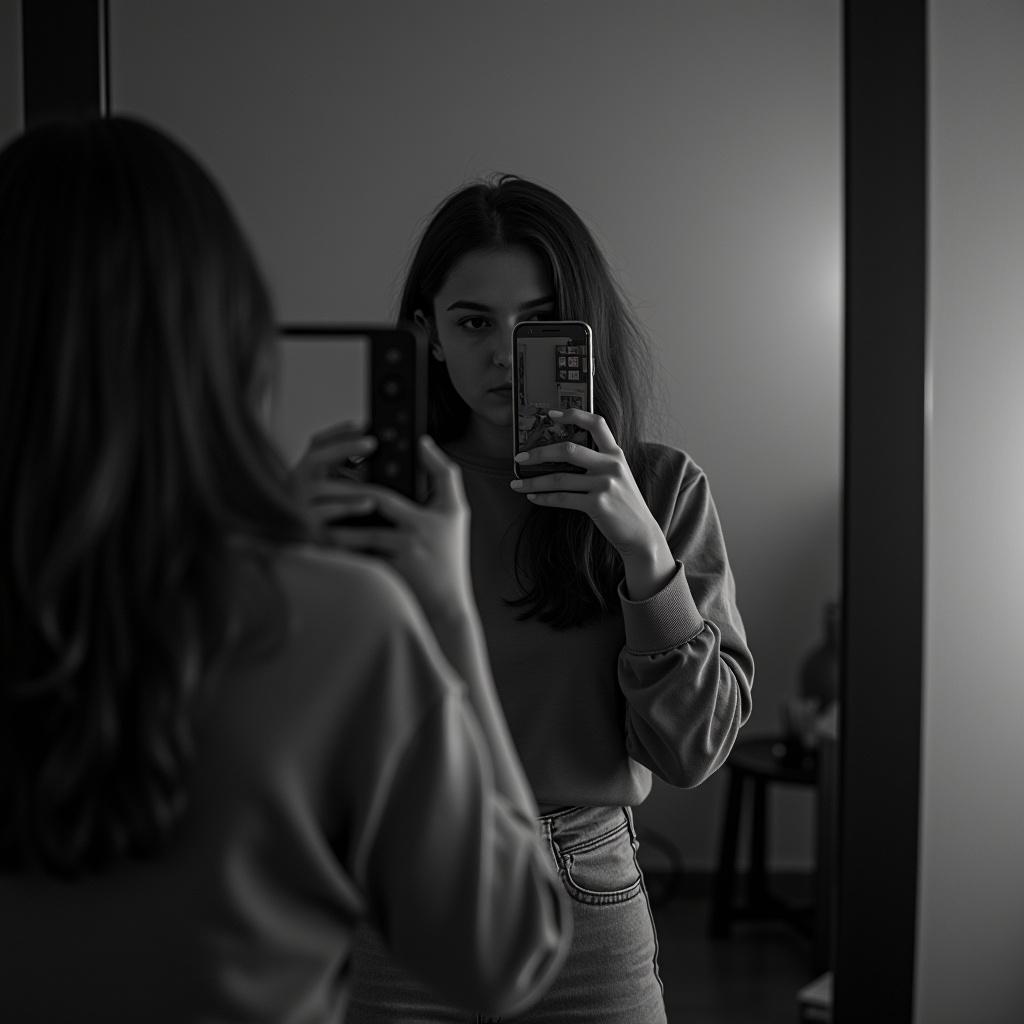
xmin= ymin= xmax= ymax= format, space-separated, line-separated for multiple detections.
xmin=1 ymin=2 xmax=1022 ymax=1023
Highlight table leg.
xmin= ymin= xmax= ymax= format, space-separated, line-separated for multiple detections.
xmin=708 ymin=767 xmax=744 ymax=938
xmin=749 ymin=777 xmax=768 ymax=911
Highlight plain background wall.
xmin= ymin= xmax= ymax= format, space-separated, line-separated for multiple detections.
xmin=7 ymin=0 xmax=842 ymax=873
xmin=107 ymin=0 xmax=842 ymax=873
xmin=917 ymin=2 xmax=1024 ymax=1020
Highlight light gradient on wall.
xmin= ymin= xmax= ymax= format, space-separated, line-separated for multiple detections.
xmin=918 ymin=2 xmax=1024 ymax=1020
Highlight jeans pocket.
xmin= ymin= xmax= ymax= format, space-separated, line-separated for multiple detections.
xmin=559 ymin=818 xmax=644 ymax=906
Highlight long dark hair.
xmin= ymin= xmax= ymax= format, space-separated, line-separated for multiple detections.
xmin=398 ymin=175 xmax=656 ymax=627
xmin=0 ymin=117 xmax=310 ymax=875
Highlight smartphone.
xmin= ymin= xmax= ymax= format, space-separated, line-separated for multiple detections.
xmin=512 ymin=320 xmax=594 ymax=478
xmin=274 ymin=324 xmax=428 ymax=509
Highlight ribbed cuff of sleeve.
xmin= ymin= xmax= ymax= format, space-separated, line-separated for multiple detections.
xmin=618 ymin=560 xmax=705 ymax=654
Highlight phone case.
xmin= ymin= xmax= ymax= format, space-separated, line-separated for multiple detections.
xmin=511 ymin=320 xmax=594 ymax=478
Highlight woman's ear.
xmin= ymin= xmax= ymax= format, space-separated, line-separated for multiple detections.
xmin=414 ymin=309 xmax=446 ymax=363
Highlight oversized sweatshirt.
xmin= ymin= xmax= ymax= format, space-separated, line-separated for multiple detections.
xmin=0 ymin=545 xmax=569 ymax=1023
xmin=446 ymin=440 xmax=754 ymax=810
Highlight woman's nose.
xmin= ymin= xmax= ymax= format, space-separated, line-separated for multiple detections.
xmin=493 ymin=332 xmax=513 ymax=368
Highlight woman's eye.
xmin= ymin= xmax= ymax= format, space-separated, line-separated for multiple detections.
xmin=458 ymin=316 xmax=491 ymax=332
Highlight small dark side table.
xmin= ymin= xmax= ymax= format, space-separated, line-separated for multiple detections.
xmin=707 ymin=735 xmax=820 ymax=952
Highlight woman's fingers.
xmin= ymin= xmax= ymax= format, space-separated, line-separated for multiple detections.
xmin=300 ymin=430 xmax=460 ymax=516
xmin=514 ymin=439 xmax=607 ymax=472
xmin=300 ymin=434 xmax=378 ymax=473
xmin=360 ymin=486 xmax=425 ymax=528
xmin=546 ymin=408 xmax=620 ymax=455
xmin=308 ymin=491 xmax=377 ymax=513
xmin=294 ymin=420 xmax=378 ymax=481
xmin=310 ymin=479 xmax=432 ymax=536
xmin=510 ymin=470 xmax=594 ymax=494
xmin=303 ymin=436 xmax=473 ymax=619
xmin=523 ymin=490 xmax=592 ymax=511
xmin=306 ymin=493 xmax=378 ymax=531
xmin=418 ymin=435 xmax=467 ymax=511
xmin=308 ymin=419 xmax=364 ymax=448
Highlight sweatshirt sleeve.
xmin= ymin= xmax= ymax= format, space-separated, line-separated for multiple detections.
xmin=347 ymin=572 xmax=571 ymax=1017
xmin=364 ymin=693 xmax=570 ymax=1017
xmin=617 ymin=448 xmax=754 ymax=788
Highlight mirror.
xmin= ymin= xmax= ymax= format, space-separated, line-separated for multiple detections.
xmin=20 ymin=0 xmax=843 ymax=1016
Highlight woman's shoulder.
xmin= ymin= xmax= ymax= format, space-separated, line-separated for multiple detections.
xmin=233 ymin=540 xmax=432 ymax=661
xmin=227 ymin=541 xmax=457 ymax=740
xmin=275 ymin=541 xmax=410 ymax=604
xmin=271 ymin=540 xmax=413 ymax=602
xmin=635 ymin=441 xmax=718 ymax=535
xmin=638 ymin=440 xmax=706 ymax=490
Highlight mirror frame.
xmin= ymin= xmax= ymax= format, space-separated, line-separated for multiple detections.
xmin=837 ymin=2 xmax=926 ymax=1019
xmin=19 ymin=1 xmax=930 ymax=1019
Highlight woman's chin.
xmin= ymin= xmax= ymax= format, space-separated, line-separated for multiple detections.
xmin=475 ymin=395 xmax=513 ymax=425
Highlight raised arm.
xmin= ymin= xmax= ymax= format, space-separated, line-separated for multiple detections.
xmin=616 ymin=449 xmax=754 ymax=787
xmin=343 ymin=565 xmax=570 ymax=1015
xmin=365 ymin=686 xmax=570 ymax=1015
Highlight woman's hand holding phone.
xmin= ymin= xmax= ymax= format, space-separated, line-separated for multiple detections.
xmin=509 ymin=408 xmax=677 ymax=601
xmin=293 ymin=420 xmax=381 ymax=523
xmin=308 ymin=434 xmax=476 ymax=622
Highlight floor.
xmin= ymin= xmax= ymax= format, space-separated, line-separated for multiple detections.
xmin=649 ymin=877 xmax=823 ymax=1024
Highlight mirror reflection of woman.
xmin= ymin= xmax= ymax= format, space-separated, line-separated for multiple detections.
xmin=0 ymin=124 xmax=571 ymax=1023
xmin=301 ymin=176 xmax=755 ymax=1023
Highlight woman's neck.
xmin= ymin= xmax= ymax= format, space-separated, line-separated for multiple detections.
xmin=450 ymin=416 xmax=512 ymax=461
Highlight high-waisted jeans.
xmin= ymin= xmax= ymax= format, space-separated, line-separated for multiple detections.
xmin=346 ymin=804 xmax=667 ymax=1023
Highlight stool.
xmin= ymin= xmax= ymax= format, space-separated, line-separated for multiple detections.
xmin=707 ymin=735 xmax=818 ymax=942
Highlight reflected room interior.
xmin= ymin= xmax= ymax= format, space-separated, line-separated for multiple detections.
xmin=11 ymin=1 xmax=843 ymax=1021
xmin=15 ymin=1 xmax=1024 ymax=1020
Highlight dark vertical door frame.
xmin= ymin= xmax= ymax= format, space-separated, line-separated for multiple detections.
xmin=21 ymin=0 xmax=109 ymax=126
xmin=837 ymin=2 xmax=927 ymax=1022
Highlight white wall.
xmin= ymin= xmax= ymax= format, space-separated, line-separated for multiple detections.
xmin=917 ymin=2 xmax=1024 ymax=1020
xmin=104 ymin=0 xmax=841 ymax=872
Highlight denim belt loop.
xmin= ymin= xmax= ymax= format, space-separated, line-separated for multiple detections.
xmin=539 ymin=809 xmax=564 ymax=874
xmin=623 ymin=804 xmax=639 ymax=844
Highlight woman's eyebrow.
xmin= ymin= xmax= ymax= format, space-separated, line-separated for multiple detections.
xmin=445 ymin=295 xmax=555 ymax=312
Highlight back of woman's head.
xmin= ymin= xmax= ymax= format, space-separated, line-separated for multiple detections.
xmin=0 ymin=116 xmax=307 ymax=874
xmin=399 ymin=176 xmax=655 ymax=627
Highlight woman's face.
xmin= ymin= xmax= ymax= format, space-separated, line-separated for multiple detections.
xmin=421 ymin=245 xmax=555 ymax=456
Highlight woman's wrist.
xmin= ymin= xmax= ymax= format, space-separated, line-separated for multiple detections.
xmin=620 ymin=534 xmax=677 ymax=602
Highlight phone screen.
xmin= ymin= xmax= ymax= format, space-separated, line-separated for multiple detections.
xmin=515 ymin=335 xmax=592 ymax=462
xmin=272 ymin=334 xmax=368 ymax=466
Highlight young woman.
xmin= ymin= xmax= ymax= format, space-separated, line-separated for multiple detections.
xmin=0 ymin=122 xmax=570 ymax=1023
xmin=302 ymin=175 xmax=755 ymax=1022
